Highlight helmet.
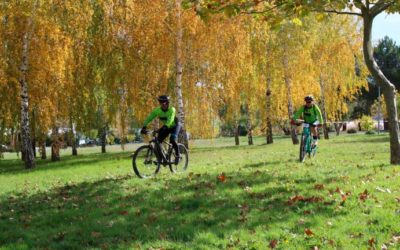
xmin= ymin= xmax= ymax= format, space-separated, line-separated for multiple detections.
xmin=304 ymin=95 xmax=314 ymax=102
xmin=157 ymin=95 xmax=170 ymax=103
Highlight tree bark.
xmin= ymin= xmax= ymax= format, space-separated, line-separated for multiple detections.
xmin=69 ymin=117 xmax=77 ymax=156
xmin=265 ymin=78 xmax=274 ymax=144
xmin=175 ymin=0 xmax=189 ymax=149
xmin=39 ymin=135 xmax=46 ymax=159
xmin=282 ymin=51 xmax=298 ymax=145
xmin=51 ymin=127 xmax=61 ymax=161
xmin=334 ymin=122 xmax=343 ymax=136
xmin=362 ymin=10 xmax=400 ymax=164
xmin=247 ymin=105 xmax=253 ymax=145
xmin=0 ymin=121 xmax=4 ymax=159
xmin=235 ymin=120 xmax=240 ymax=146
xmin=31 ymin=110 xmax=37 ymax=158
xmin=101 ymin=125 xmax=107 ymax=153
xmin=318 ymin=75 xmax=329 ymax=139
xmin=19 ymin=29 xmax=35 ymax=169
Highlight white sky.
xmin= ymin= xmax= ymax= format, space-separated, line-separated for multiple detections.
xmin=372 ymin=13 xmax=400 ymax=44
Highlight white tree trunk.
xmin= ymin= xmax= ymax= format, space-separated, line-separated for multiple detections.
xmin=362 ymin=8 xmax=400 ymax=164
xmin=282 ymin=50 xmax=299 ymax=145
xmin=319 ymin=75 xmax=329 ymax=139
xmin=175 ymin=0 xmax=189 ymax=148
xmin=19 ymin=30 xmax=35 ymax=169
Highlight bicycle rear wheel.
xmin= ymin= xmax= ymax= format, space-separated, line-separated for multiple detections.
xmin=132 ymin=145 xmax=160 ymax=178
xmin=169 ymin=144 xmax=189 ymax=173
xmin=299 ymin=135 xmax=306 ymax=162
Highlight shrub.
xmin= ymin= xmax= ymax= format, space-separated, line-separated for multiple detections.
xmin=365 ymin=130 xmax=376 ymax=135
xmin=347 ymin=128 xmax=357 ymax=134
xmin=127 ymin=134 xmax=135 ymax=143
xmin=360 ymin=115 xmax=374 ymax=132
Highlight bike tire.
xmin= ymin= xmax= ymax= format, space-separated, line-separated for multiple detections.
xmin=169 ymin=143 xmax=189 ymax=173
xmin=299 ymin=135 xmax=306 ymax=162
xmin=132 ymin=145 xmax=160 ymax=178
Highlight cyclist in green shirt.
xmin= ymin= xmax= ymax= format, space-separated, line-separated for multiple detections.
xmin=292 ymin=95 xmax=324 ymax=147
xmin=141 ymin=95 xmax=181 ymax=163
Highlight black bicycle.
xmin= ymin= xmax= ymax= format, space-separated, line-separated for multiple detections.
xmin=132 ymin=130 xmax=189 ymax=178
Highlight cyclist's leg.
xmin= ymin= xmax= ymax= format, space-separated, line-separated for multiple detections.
xmin=311 ymin=121 xmax=319 ymax=147
xmin=157 ymin=126 xmax=169 ymax=142
xmin=170 ymin=124 xmax=181 ymax=163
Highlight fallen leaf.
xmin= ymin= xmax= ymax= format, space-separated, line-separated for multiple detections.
xmin=393 ymin=235 xmax=400 ymax=242
xmin=119 ymin=210 xmax=129 ymax=215
xmin=359 ymin=189 xmax=369 ymax=202
xmin=305 ymin=228 xmax=314 ymax=236
xmin=368 ymin=238 xmax=375 ymax=246
xmin=217 ymin=173 xmax=226 ymax=183
xmin=269 ymin=239 xmax=278 ymax=249
xmin=91 ymin=231 xmax=101 ymax=238
xmin=314 ymin=184 xmax=324 ymax=190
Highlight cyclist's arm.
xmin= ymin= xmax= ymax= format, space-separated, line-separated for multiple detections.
xmin=314 ymin=105 xmax=324 ymax=124
xmin=292 ymin=106 xmax=304 ymax=120
xmin=143 ymin=108 xmax=159 ymax=127
xmin=165 ymin=107 xmax=176 ymax=128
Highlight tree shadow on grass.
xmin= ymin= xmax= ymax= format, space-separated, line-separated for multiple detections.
xmin=332 ymin=135 xmax=389 ymax=144
xmin=0 ymin=151 xmax=132 ymax=175
xmin=0 ymin=169 xmax=344 ymax=249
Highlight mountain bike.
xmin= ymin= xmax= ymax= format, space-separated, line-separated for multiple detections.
xmin=132 ymin=130 xmax=189 ymax=178
xmin=294 ymin=119 xmax=318 ymax=162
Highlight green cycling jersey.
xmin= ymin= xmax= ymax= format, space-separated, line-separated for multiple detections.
xmin=143 ymin=107 xmax=177 ymax=128
xmin=293 ymin=104 xmax=324 ymax=124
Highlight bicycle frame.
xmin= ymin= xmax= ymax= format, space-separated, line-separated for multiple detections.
xmin=302 ymin=123 xmax=313 ymax=154
xmin=149 ymin=133 xmax=174 ymax=166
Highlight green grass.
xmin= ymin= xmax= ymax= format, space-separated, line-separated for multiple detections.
xmin=0 ymin=133 xmax=399 ymax=249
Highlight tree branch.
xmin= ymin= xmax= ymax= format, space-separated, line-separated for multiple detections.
xmin=370 ymin=0 xmax=394 ymax=17
xmin=314 ymin=8 xmax=362 ymax=16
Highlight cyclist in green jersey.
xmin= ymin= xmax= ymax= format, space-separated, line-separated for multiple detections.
xmin=141 ymin=95 xmax=181 ymax=163
xmin=292 ymin=95 xmax=324 ymax=147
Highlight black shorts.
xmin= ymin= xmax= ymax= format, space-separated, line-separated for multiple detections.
xmin=158 ymin=124 xmax=181 ymax=142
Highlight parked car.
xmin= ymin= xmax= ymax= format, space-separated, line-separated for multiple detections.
xmin=0 ymin=144 xmax=12 ymax=152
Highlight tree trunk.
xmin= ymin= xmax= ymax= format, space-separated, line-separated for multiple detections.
xmin=247 ymin=106 xmax=253 ymax=145
xmin=31 ymin=109 xmax=37 ymax=158
xmin=235 ymin=120 xmax=240 ymax=146
xmin=362 ymin=11 xmax=400 ymax=164
xmin=318 ymin=75 xmax=329 ymax=139
xmin=175 ymin=0 xmax=189 ymax=149
xmin=69 ymin=117 xmax=77 ymax=156
xmin=19 ymin=30 xmax=35 ymax=169
xmin=101 ymin=125 xmax=107 ymax=153
xmin=51 ymin=127 xmax=61 ymax=161
xmin=334 ymin=122 xmax=343 ymax=136
xmin=283 ymin=51 xmax=298 ymax=145
xmin=0 ymin=121 xmax=4 ymax=159
xmin=39 ymin=135 xmax=46 ymax=159
xmin=265 ymin=78 xmax=274 ymax=144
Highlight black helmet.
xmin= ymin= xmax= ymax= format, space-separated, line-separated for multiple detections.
xmin=157 ymin=95 xmax=170 ymax=103
xmin=304 ymin=95 xmax=314 ymax=102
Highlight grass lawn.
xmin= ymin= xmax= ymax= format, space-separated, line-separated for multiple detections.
xmin=0 ymin=133 xmax=399 ymax=249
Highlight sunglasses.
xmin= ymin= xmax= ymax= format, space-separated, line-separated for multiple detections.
xmin=306 ymin=101 xmax=312 ymax=104
xmin=159 ymin=101 xmax=169 ymax=104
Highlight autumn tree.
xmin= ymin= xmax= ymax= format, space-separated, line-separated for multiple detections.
xmin=188 ymin=0 xmax=400 ymax=164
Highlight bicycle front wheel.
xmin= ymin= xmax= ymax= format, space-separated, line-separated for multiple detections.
xmin=169 ymin=143 xmax=189 ymax=173
xmin=132 ymin=145 xmax=160 ymax=178
xmin=299 ymin=135 xmax=306 ymax=162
